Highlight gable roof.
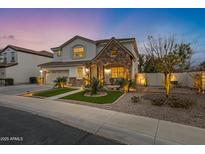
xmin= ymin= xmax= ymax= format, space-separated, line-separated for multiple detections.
xmin=51 ymin=35 xmax=96 ymax=51
xmin=0 ymin=45 xmax=53 ymax=58
xmin=91 ymin=38 xmax=136 ymax=62
xmin=51 ymin=35 xmax=139 ymax=57
xmin=96 ymin=37 xmax=136 ymax=45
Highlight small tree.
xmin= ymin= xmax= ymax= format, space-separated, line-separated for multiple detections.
xmin=190 ymin=71 xmax=205 ymax=95
xmin=54 ymin=76 xmax=67 ymax=88
xmin=144 ymin=35 xmax=192 ymax=97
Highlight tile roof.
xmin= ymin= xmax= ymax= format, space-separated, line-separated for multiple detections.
xmin=0 ymin=45 xmax=53 ymax=58
xmin=38 ymin=60 xmax=90 ymax=68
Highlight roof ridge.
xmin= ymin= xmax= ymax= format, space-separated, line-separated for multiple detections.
xmin=1 ymin=45 xmax=53 ymax=58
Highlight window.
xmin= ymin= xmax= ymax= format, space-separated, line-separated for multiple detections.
xmin=111 ymin=50 xmax=118 ymax=57
xmin=3 ymin=53 xmax=7 ymax=63
xmin=111 ymin=67 xmax=125 ymax=78
xmin=0 ymin=54 xmax=2 ymax=62
xmin=77 ymin=67 xmax=83 ymax=79
xmin=11 ymin=52 xmax=15 ymax=62
xmin=73 ymin=46 xmax=84 ymax=59
xmin=56 ymin=50 xmax=62 ymax=57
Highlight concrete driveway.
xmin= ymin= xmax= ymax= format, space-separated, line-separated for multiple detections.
xmin=0 ymin=84 xmax=52 ymax=95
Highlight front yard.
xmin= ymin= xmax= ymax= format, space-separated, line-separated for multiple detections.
xmin=62 ymin=91 xmax=123 ymax=104
xmin=60 ymin=87 xmax=205 ymax=129
xmin=34 ymin=88 xmax=76 ymax=97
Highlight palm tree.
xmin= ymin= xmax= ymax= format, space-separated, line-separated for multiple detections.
xmin=53 ymin=77 xmax=67 ymax=88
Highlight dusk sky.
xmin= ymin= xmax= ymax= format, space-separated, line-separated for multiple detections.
xmin=0 ymin=9 xmax=204 ymax=64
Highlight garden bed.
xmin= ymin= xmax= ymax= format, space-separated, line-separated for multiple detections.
xmin=62 ymin=91 xmax=123 ymax=104
xmin=33 ymin=88 xmax=76 ymax=97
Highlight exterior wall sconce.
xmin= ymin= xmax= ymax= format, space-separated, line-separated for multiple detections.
xmin=104 ymin=68 xmax=111 ymax=74
xmin=85 ymin=68 xmax=89 ymax=73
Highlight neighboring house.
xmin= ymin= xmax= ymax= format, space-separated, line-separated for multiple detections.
xmin=39 ymin=35 xmax=139 ymax=86
xmin=0 ymin=45 xmax=53 ymax=84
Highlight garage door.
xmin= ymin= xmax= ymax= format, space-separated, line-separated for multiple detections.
xmin=46 ymin=70 xmax=69 ymax=85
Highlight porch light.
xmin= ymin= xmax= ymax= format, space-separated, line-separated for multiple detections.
xmin=104 ymin=68 xmax=111 ymax=74
xmin=85 ymin=68 xmax=89 ymax=73
xmin=40 ymin=70 xmax=43 ymax=73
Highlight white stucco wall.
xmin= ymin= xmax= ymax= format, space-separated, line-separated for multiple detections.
xmin=137 ymin=72 xmax=204 ymax=88
xmin=0 ymin=68 xmax=6 ymax=78
xmin=6 ymin=51 xmax=52 ymax=84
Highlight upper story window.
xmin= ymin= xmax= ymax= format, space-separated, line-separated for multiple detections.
xmin=73 ymin=46 xmax=84 ymax=59
xmin=111 ymin=50 xmax=118 ymax=57
xmin=11 ymin=52 xmax=15 ymax=62
xmin=56 ymin=50 xmax=62 ymax=57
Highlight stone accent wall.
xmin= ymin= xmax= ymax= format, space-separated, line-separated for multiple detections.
xmin=93 ymin=40 xmax=133 ymax=79
xmin=69 ymin=77 xmax=83 ymax=87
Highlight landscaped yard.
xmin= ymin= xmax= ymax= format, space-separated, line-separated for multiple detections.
xmin=34 ymin=88 xmax=76 ymax=97
xmin=62 ymin=91 xmax=123 ymax=104
xmin=60 ymin=87 xmax=205 ymax=129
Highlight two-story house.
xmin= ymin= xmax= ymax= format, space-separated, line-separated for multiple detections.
xmin=0 ymin=45 xmax=53 ymax=84
xmin=38 ymin=35 xmax=139 ymax=86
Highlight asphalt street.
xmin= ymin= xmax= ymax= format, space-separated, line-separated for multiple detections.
xmin=0 ymin=106 xmax=121 ymax=145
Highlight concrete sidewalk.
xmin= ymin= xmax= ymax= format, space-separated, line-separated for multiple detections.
xmin=0 ymin=94 xmax=205 ymax=145
xmin=46 ymin=89 xmax=82 ymax=100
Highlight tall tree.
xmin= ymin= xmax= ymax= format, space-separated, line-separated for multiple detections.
xmin=138 ymin=54 xmax=158 ymax=73
xmin=144 ymin=35 xmax=192 ymax=97
xmin=174 ymin=43 xmax=192 ymax=70
xmin=199 ymin=61 xmax=205 ymax=69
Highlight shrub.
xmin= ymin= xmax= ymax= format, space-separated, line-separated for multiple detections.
xmin=115 ymin=78 xmax=125 ymax=88
xmin=123 ymin=79 xmax=136 ymax=92
xmin=5 ymin=78 xmax=14 ymax=86
xmin=115 ymin=78 xmax=136 ymax=92
xmin=54 ymin=76 xmax=67 ymax=88
xmin=109 ymin=78 xmax=114 ymax=85
xmin=29 ymin=77 xmax=37 ymax=84
xmin=90 ymin=77 xmax=100 ymax=95
xmin=131 ymin=96 xmax=140 ymax=103
xmin=151 ymin=98 xmax=165 ymax=106
xmin=167 ymin=96 xmax=194 ymax=109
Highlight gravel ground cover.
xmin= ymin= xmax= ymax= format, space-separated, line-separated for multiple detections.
xmin=60 ymin=87 xmax=205 ymax=129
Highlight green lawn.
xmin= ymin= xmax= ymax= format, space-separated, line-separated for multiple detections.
xmin=34 ymin=88 xmax=76 ymax=97
xmin=62 ymin=91 xmax=123 ymax=104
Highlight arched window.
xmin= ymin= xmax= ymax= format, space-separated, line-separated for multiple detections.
xmin=72 ymin=45 xmax=84 ymax=59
